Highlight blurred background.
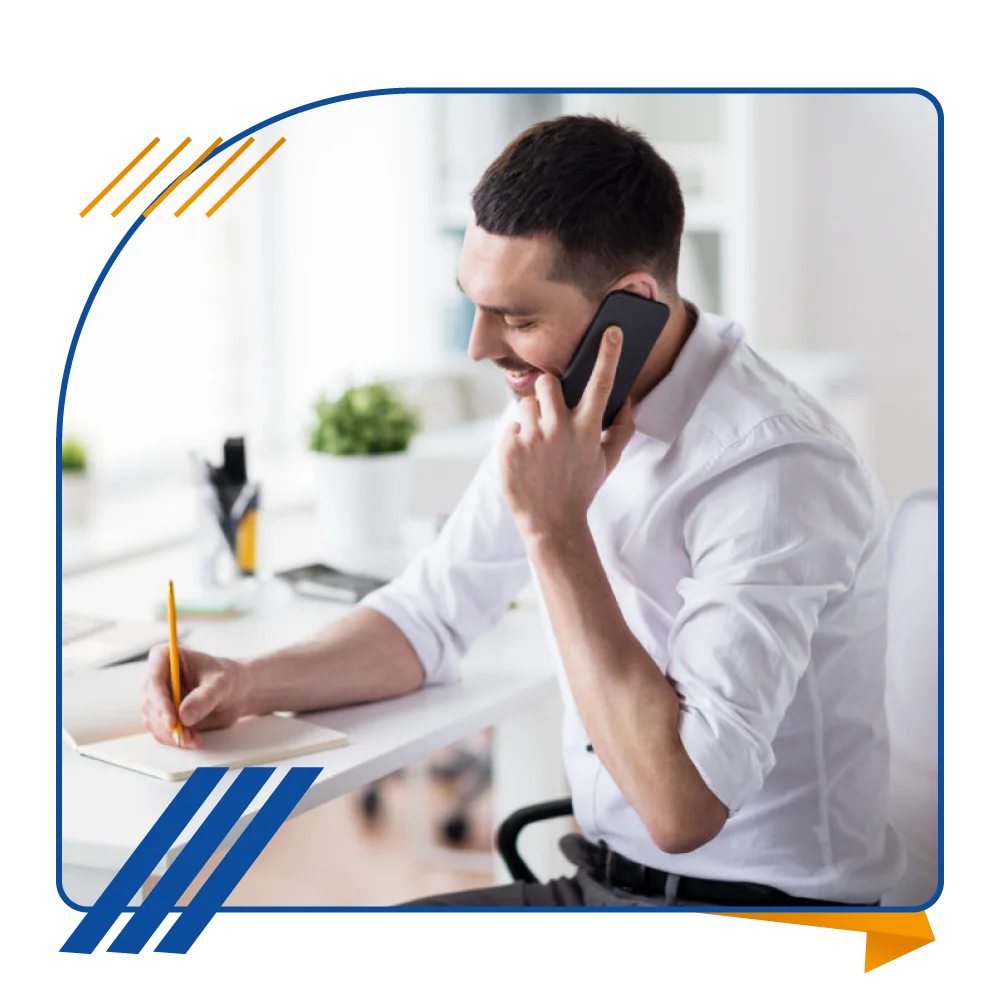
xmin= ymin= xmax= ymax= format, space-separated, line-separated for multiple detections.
xmin=61 ymin=92 xmax=939 ymax=904
xmin=63 ymin=91 xmax=937 ymax=569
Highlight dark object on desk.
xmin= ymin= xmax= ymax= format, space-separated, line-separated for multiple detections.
xmin=276 ymin=562 xmax=388 ymax=603
xmin=222 ymin=437 xmax=247 ymax=492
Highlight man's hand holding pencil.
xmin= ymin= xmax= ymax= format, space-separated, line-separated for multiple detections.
xmin=142 ymin=617 xmax=249 ymax=749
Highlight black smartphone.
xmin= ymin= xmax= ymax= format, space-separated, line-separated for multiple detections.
xmin=275 ymin=562 xmax=388 ymax=603
xmin=560 ymin=290 xmax=670 ymax=429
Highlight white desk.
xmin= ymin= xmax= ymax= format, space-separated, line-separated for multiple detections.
xmin=61 ymin=509 xmax=571 ymax=906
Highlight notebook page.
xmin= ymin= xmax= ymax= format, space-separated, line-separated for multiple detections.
xmin=76 ymin=714 xmax=348 ymax=780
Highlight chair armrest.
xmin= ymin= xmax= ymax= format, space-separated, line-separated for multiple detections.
xmin=496 ymin=798 xmax=573 ymax=883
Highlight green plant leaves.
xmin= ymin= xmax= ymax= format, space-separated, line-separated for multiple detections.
xmin=62 ymin=436 xmax=88 ymax=473
xmin=308 ymin=383 xmax=420 ymax=457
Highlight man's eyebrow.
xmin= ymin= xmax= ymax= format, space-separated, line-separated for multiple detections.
xmin=455 ymin=276 xmax=538 ymax=318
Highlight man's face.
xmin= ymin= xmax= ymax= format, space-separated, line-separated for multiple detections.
xmin=457 ymin=224 xmax=599 ymax=398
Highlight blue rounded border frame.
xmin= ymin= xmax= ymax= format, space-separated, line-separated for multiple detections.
xmin=56 ymin=84 xmax=944 ymax=918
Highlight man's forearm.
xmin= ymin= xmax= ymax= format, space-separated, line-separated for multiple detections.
xmin=527 ymin=525 xmax=727 ymax=853
xmin=241 ymin=608 xmax=425 ymax=716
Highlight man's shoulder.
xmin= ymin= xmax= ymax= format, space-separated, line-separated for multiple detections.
xmin=689 ymin=328 xmax=862 ymax=467
xmin=674 ymin=321 xmax=886 ymax=528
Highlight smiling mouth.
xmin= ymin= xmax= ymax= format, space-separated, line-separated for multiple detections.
xmin=501 ymin=369 xmax=542 ymax=393
xmin=493 ymin=356 xmax=547 ymax=395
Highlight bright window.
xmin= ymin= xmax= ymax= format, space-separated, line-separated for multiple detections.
xmin=65 ymin=94 xmax=445 ymax=490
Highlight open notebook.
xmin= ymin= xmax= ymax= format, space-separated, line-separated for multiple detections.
xmin=62 ymin=713 xmax=348 ymax=781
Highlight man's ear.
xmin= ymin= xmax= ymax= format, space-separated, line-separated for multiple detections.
xmin=609 ymin=271 xmax=660 ymax=302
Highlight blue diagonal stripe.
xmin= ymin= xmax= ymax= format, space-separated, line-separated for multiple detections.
xmin=61 ymin=767 xmax=227 ymax=954
xmin=155 ymin=767 xmax=322 ymax=954
xmin=107 ymin=767 xmax=275 ymax=954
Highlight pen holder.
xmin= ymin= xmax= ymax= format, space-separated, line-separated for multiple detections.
xmin=196 ymin=481 xmax=260 ymax=589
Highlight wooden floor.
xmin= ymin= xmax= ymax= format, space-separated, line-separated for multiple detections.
xmin=177 ymin=753 xmax=498 ymax=907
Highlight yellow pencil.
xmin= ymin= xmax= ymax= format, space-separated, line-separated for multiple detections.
xmin=167 ymin=580 xmax=182 ymax=747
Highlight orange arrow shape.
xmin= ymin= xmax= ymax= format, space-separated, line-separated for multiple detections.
xmin=715 ymin=911 xmax=934 ymax=972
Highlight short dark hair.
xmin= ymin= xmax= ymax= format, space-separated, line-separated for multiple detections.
xmin=471 ymin=115 xmax=685 ymax=299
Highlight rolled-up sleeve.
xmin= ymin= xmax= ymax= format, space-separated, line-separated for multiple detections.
xmin=360 ymin=422 xmax=529 ymax=686
xmin=668 ymin=423 xmax=881 ymax=812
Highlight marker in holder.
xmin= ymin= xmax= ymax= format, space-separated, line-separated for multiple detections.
xmin=192 ymin=438 xmax=259 ymax=589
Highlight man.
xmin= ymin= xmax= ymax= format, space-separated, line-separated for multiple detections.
xmin=142 ymin=115 xmax=905 ymax=907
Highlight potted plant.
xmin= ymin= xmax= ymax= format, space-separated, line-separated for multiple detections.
xmin=61 ymin=435 xmax=91 ymax=524
xmin=308 ymin=382 xmax=420 ymax=554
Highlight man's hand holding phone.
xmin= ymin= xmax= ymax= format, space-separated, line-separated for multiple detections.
xmin=499 ymin=325 xmax=635 ymax=544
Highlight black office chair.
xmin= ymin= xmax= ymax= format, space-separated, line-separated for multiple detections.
xmin=358 ymin=741 xmax=492 ymax=845
xmin=496 ymin=797 xmax=573 ymax=882
xmin=431 ymin=742 xmax=493 ymax=843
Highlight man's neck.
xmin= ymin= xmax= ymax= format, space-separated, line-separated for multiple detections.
xmin=629 ymin=297 xmax=697 ymax=403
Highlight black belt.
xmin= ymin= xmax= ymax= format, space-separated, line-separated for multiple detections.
xmin=564 ymin=836 xmax=868 ymax=907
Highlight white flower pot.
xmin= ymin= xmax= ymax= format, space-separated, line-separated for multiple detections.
xmin=313 ymin=451 xmax=410 ymax=558
xmin=62 ymin=473 xmax=91 ymax=524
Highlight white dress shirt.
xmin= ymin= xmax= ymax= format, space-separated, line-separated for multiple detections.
xmin=362 ymin=307 xmax=906 ymax=903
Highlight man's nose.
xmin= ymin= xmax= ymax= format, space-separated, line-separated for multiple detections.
xmin=467 ymin=311 xmax=507 ymax=363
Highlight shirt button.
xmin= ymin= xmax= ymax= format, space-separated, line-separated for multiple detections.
xmin=586 ymin=743 xmax=594 ymax=753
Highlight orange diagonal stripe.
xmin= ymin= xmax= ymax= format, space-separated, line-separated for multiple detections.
xmin=206 ymin=137 xmax=286 ymax=217
xmin=174 ymin=137 xmax=254 ymax=217
xmin=80 ymin=138 xmax=160 ymax=217
xmin=111 ymin=138 xmax=192 ymax=217
xmin=143 ymin=137 xmax=224 ymax=217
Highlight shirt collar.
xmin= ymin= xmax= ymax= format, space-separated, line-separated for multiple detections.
xmin=632 ymin=303 xmax=744 ymax=446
